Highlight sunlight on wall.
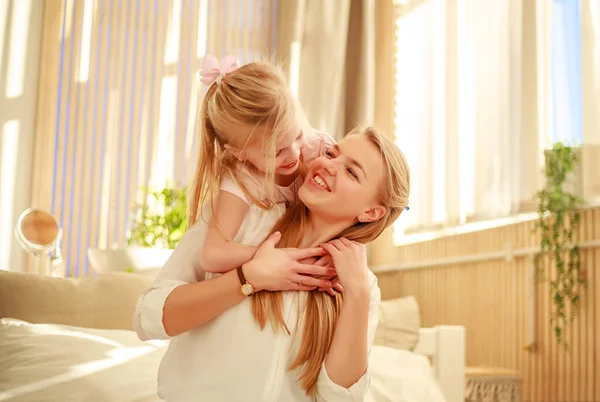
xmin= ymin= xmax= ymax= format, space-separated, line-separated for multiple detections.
xmin=77 ymin=0 xmax=95 ymax=83
xmin=0 ymin=0 xmax=9 ymax=75
xmin=164 ymin=0 xmax=182 ymax=65
xmin=5 ymin=0 xmax=32 ymax=99
xmin=59 ymin=0 xmax=75 ymax=40
xmin=136 ymin=98 xmax=151 ymax=206
xmin=151 ymin=76 xmax=178 ymax=189
xmin=98 ymin=90 xmax=119 ymax=250
xmin=289 ymin=41 xmax=301 ymax=97
xmin=185 ymin=75 xmax=199 ymax=161
xmin=0 ymin=120 xmax=19 ymax=270
xmin=196 ymin=0 xmax=208 ymax=58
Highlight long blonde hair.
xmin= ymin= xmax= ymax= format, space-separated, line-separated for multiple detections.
xmin=252 ymin=126 xmax=411 ymax=395
xmin=188 ymin=60 xmax=300 ymax=227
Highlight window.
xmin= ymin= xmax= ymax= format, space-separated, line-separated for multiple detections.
xmin=392 ymin=0 xmax=535 ymax=244
xmin=550 ymin=0 xmax=584 ymax=145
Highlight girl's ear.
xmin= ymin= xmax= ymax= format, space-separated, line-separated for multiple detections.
xmin=224 ymin=144 xmax=246 ymax=161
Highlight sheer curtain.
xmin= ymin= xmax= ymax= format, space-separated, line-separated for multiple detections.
xmin=275 ymin=0 xmax=377 ymax=140
xmin=393 ymin=0 xmax=526 ymax=240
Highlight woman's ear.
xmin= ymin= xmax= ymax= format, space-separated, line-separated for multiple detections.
xmin=224 ymin=144 xmax=245 ymax=161
xmin=359 ymin=206 xmax=387 ymax=223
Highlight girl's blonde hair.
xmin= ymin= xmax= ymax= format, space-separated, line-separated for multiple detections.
xmin=252 ymin=126 xmax=411 ymax=395
xmin=188 ymin=60 xmax=300 ymax=227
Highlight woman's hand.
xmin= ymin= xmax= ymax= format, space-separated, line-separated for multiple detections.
xmin=243 ymin=232 xmax=336 ymax=292
xmin=321 ymin=238 xmax=371 ymax=296
xmin=311 ymin=254 xmax=344 ymax=297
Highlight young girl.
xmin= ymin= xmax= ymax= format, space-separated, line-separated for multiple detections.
xmin=190 ymin=55 xmax=335 ymax=275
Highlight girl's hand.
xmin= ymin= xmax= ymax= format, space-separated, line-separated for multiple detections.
xmin=243 ymin=232 xmax=336 ymax=292
xmin=312 ymin=254 xmax=344 ymax=297
xmin=321 ymin=238 xmax=370 ymax=296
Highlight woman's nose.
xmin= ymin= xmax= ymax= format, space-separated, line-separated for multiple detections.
xmin=321 ymin=158 xmax=337 ymax=175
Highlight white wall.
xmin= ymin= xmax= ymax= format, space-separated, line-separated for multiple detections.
xmin=0 ymin=0 xmax=44 ymax=272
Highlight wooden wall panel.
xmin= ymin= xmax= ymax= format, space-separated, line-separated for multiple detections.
xmin=31 ymin=0 xmax=277 ymax=276
xmin=376 ymin=207 xmax=600 ymax=401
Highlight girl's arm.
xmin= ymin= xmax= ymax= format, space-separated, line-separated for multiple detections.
xmin=201 ymin=190 xmax=258 ymax=273
xmin=134 ymin=231 xmax=334 ymax=340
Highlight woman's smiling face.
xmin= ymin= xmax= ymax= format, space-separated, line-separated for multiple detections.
xmin=298 ymin=133 xmax=386 ymax=224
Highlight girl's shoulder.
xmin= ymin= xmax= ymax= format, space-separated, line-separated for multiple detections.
xmin=220 ymin=164 xmax=269 ymax=205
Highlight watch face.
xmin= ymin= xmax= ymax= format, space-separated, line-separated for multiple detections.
xmin=241 ymin=283 xmax=254 ymax=296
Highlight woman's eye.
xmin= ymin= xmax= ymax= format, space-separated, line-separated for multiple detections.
xmin=325 ymin=150 xmax=335 ymax=158
xmin=347 ymin=168 xmax=358 ymax=180
xmin=276 ymin=149 xmax=282 ymax=156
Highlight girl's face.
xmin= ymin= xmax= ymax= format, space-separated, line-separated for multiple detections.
xmin=246 ymin=123 xmax=307 ymax=175
xmin=298 ymin=134 xmax=386 ymax=223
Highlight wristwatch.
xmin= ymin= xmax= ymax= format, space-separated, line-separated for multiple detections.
xmin=236 ymin=267 xmax=254 ymax=296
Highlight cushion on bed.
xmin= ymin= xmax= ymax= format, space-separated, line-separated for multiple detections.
xmin=0 ymin=318 xmax=166 ymax=401
xmin=0 ymin=271 xmax=152 ymax=330
xmin=374 ymin=296 xmax=421 ymax=351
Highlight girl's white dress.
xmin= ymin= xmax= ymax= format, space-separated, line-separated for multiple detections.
xmin=133 ymin=132 xmax=381 ymax=402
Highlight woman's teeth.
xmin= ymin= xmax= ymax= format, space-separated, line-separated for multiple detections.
xmin=313 ymin=175 xmax=330 ymax=191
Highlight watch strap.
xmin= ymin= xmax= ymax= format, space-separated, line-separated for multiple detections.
xmin=236 ymin=267 xmax=247 ymax=286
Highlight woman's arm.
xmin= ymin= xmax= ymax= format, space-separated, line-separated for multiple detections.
xmin=323 ymin=286 xmax=373 ymax=387
xmin=134 ymin=231 xmax=335 ymax=340
xmin=162 ymin=269 xmax=246 ymax=336
xmin=201 ymin=190 xmax=258 ymax=273
xmin=163 ymin=232 xmax=335 ymax=336
xmin=315 ymin=239 xmax=381 ymax=400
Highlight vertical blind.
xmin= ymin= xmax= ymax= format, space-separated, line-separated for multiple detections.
xmin=33 ymin=0 xmax=277 ymax=276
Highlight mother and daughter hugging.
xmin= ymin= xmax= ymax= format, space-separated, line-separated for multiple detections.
xmin=133 ymin=54 xmax=411 ymax=401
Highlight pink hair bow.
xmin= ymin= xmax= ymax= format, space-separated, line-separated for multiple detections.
xmin=199 ymin=55 xmax=240 ymax=86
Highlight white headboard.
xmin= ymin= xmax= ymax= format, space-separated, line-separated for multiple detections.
xmin=413 ymin=325 xmax=466 ymax=402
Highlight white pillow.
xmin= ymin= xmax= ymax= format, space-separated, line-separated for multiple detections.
xmin=366 ymin=345 xmax=447 ymax=402
xmin=374 ymin=296 xmax=421 ymax=351
xmin=0 ymin=318 xmax=167 ymax=401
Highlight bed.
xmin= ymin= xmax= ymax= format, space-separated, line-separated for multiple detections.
xmin=0 ymin=271 xmax=465 ymax=402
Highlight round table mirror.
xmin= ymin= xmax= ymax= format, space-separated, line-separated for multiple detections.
xmin=15 ymin=208 xmax=61 ymax=254
xmin=14 ymin=208 xmax=64 ymax=276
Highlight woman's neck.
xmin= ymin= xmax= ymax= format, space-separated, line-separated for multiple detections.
xmin=299 ymin=213 xmax=354 ymax=248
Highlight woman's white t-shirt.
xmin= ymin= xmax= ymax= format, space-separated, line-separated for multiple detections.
xmin=133 ymin=132 xmax=381 ymax=401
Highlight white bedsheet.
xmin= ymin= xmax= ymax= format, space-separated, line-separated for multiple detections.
xmin=366 ymin=345 xmax=447 ymax=402
xmin=0 ymin=318 xmax=166 ymax=402
xmin=1 ymin=319 xmax=447 ymax=402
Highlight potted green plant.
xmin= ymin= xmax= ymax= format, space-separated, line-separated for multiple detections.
xmin=128 ymin=184 xmax=188 ymax=249
xmin=533 ymin=142 xmax=585 ymax=347
xmin=87 ymin=184 xmax=187 ymax=275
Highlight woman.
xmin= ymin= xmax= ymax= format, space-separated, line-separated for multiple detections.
xmin=134 ymin=127 xmax=410 ymax=401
